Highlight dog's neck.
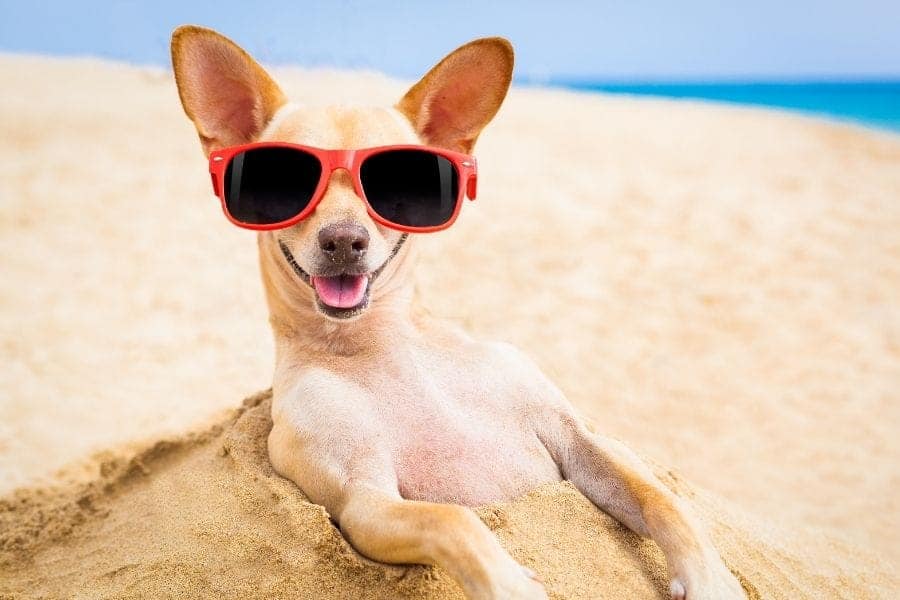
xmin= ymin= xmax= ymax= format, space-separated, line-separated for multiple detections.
xmin=258 ymin=233 xmax=419 ymax=358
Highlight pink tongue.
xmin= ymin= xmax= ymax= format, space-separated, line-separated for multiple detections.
xmin=312 ymin=274 xmax=369 ymax=309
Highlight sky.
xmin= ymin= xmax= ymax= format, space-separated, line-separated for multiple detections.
xmin=1 ymin=1 xmax=899 ymax=81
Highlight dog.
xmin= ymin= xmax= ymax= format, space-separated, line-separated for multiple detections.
xmin=171 ymin=25 xmax=745 ymax=599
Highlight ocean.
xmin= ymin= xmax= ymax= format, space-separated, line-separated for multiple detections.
xmin=553 ymin=81 xmax=900 ymax=134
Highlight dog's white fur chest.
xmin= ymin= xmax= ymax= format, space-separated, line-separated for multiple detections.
xmin=387 ymin=379 xmax=561 ymax=505
xmin=381 ymin=339 xmax=562 ymax=504
xmin=275 ymin=336 xmax=562 ymax=507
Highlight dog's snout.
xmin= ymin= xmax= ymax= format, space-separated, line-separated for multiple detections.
xmin=318 ymin=222 xmax=370 ymax=264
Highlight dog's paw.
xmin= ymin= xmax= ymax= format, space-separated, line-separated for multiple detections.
xmin=670 ymin=559 xmax=745 ymax=600
xmin=487 ymin=563 xmax=548 ymax=599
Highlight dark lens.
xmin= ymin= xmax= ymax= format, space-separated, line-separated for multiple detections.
xmin=224 ymin=147 xmax=322 ymax=225
xmin=360 ymin=150 xmax=459 ymax=228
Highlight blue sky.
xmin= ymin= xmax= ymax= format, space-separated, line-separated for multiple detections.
xmin=1 ymin=1 xmax=899 ymax=81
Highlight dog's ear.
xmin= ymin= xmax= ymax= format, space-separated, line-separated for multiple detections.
xmin=171 ymin=25 xmax=287 ymax=155
xmin=397 ymin=37 xmax=514 ymax=154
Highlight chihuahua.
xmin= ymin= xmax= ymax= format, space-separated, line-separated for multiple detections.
xmin=171 ymin=25 xmax=744 ymax=600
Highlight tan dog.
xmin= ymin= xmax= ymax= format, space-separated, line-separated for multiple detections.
xmin=171 ymin=25 xmax=745 ymax=600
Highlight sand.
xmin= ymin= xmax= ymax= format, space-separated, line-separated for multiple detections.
xmin=1 ymin=54 xmax=899 ymax=597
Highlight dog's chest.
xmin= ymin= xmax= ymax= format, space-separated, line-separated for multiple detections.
xmin=374 ymin=351 xmax=562 ymax=506
xmin=391 ymin=417 xmax=558 ymax=506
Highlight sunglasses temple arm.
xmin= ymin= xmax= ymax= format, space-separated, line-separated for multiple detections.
xmin=209 ymin=154 xmax=226 ymax=197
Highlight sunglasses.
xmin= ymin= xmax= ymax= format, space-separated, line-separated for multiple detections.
xmin=208 ymin=142 xmax=478 ymax=233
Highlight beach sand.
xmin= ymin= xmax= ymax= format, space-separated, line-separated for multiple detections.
xmin=1 ymin=54 xmax=899 ymax=597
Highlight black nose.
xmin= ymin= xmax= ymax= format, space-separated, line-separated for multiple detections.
xmin=318 ymin=221 xmax=369 ymax=264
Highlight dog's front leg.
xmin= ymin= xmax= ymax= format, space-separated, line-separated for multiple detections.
xmin=337 ymin=484 xmax=547 ymax=600
xmin=537 ymin=410 xmax=745 ymax=599
xmin=269 ymin=418 xmax=545 ymax=600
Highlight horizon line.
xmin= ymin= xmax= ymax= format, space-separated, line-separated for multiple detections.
xmin=2 ymin=50 xmax=899 ymax=86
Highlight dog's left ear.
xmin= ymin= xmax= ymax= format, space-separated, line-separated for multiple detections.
xmin=397 ymin=38 xmax=514 ymax=154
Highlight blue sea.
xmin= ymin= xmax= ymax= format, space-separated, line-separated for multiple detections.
xmin=552 ymin=81 xmax=900 ymax=134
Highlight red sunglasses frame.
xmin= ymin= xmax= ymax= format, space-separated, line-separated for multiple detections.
xmin=208 ymin=142 xmax=478 ymax=233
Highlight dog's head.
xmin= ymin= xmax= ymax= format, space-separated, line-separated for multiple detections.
xmin=171 ymin=26 xmax=512 ymax=322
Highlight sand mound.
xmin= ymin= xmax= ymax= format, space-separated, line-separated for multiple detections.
xmin=1 ymin=391 xmax=895 ymax=599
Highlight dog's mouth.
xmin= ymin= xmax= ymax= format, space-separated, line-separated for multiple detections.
xmin=279 ymin=234 xmax=407 ymax=320
xmin=311 ymin=273 xmax=371 ymax=318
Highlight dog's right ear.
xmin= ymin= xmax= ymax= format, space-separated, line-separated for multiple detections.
xmin=171 ymin=25 xmax=287 ymax=156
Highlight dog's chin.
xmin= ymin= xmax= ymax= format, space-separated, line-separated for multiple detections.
xmin=311 ymin=273 xmax=372 ymax=321
xmin=316 ymin=298 xmax=369 ymax=321
xmin=315 ymin=292 xmax=371 ymax=321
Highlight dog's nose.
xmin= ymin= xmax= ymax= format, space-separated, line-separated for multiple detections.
xmin=318 ymin=222 xmax=369 ymax=264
